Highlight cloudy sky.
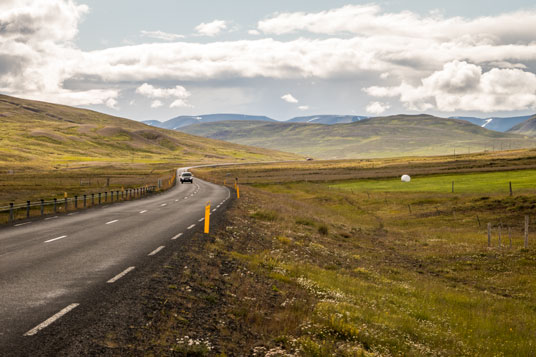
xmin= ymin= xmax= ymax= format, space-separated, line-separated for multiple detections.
xmin=1 ymin=0 xmax=536 ymax=122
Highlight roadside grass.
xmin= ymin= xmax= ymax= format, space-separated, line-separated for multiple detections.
xmin=195 ymin=161 xmax=536 ymax=355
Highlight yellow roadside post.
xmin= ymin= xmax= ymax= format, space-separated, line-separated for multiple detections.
xmin=204 ymin=202 xmax=210 ymax=234
xmin=237 ymin=185 xmax=240 ymax=199
xmin=64 ymin=192 xmax=67 ymax=198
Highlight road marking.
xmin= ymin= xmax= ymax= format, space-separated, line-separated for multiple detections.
xmin=175 ymin=199 xmax=179 ymax=202
xmin=198 ymin=218 xmax=204 ymax=222
xmin=45 ymin=216 xmax=58 ymax=220
xmin=107 ymin=266 xmax=135 ymax=283
xmin=105 ymin=219 xmax=118 ymax=225
xmin=160 ymin=203 xmax=167 ymax=207
xmin=187 ymin=224 xmax=195 ymax=230
xmin=139 ymin=210 xmax=147 ymax=214
xmin=24 ymin=303 xmax=79 ymax=336
xmin=148 ymin=246 xmax=165 ymax=256
xmin=67 ymin=212 xmax=78 ymax=216
xmin=171 ymin=233 xmax=183 ymax=240
xmin=184 ymin=197 xmax=188 ymax=200
xmin=213 ymin=209 xmax=217 ymax=212
xmin=44 ymin=235 xmax=67 ymax=243
xmin=14 ymin=222 xmax=31 ymax=227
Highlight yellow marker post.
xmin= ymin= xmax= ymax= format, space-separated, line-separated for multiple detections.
xmin=64 ymin=192 xmax=68 ymax=198
xmin=237 ymin=185 xmax=240 ymax=199
xmin=204 ymin=202 xmax=210 ymax=234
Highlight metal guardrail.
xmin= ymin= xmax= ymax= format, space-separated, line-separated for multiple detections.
xmin=0 ymin=186 xmax=158 ymax=224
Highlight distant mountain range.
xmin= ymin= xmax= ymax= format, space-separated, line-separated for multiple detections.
xmin=143 ymin=114 xmax=275 ymax=130
xmin=287 ymin=115 xmax=369 ymax=124
xmin=448 ymin=115 xmax=532 ymax=132
xmin=145 ymin=113 xmax=535 ymax=133
xmin=178 ymin=115 xmax=536 ymax=159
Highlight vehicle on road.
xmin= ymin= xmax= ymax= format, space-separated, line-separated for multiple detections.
xmin=180 ymin=172 xmax=194 ymax=184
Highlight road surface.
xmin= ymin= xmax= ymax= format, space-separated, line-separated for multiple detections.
xmin=0 ymin=169 xmax=230 ymax=352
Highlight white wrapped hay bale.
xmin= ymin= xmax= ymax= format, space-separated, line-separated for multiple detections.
xmin=401 ymin=175 xmax=411 ymax=182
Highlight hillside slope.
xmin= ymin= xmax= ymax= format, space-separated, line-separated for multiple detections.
xmin=287 ymin=115 xmax=368 ymax=124
xmin=0 ymin=95 xmax=300 ymax=168
xmin=507 ymin=115 xmax=536 ymax=136
xmin=180 ymin=115 xmax=536 ymax=159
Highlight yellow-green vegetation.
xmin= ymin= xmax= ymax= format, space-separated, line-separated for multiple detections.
xmin=195 ymin=154 xmax=536 ymax=355
xmin=181 ymin=115 xmax=536 ymax=159
xmin=0 ymin=94 xmax=300 ymax=207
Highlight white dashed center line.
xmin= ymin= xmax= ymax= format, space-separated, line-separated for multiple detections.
xmin=148 ymin=246 xmax=165 ymax=256
xmin=171 ymin=233 xmax=183 ymax=240
xmin=107 ymin=266 xmax=135 ymax=283
xmin=187 ymin=224 xmax=195 ymax=230
xmin=44 ymin=235 xmax=67 ymax=243
xmin=160 ymin=203 xmax=167 ymax=207
xmin=106 ymin=219 xmax=118 ymax=225
xmin=198 ymin=218 xmax=204 ymax=222
xmin=212 ymin=209 xmax=217 ymax=212
xmin=24 ymin=303 xmax=79 ymax=336
xmin=14 ymin=222 xmax=31 ymax=227
xmin=139 ymin=210 xmax=147 ymax=214
xmin=45 ymin=216 xmax=58 ymax=220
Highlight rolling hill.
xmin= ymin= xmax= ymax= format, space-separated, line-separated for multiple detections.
xmin=507 ymin=115 xmax=536 ymax=136
xmin=179 ymin=115 xmax=536 ymax=159
xmin=0 ymin=95 xmax=300 ymax=169
xmin=144 ymin=114 xmax=276 ymax=130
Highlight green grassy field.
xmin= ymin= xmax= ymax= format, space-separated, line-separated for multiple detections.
xmin=194 ymin=156 xmax=536 ymax=355
xmin=333 ymin=169 xmax=536 ymax=194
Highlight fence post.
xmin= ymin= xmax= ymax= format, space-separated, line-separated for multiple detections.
xmin=111 ymin=191 xmax=114 ymax=203
xmin=487 ymin=223 xmax=491 ymax=247
xmin=75 ymin=196 xmax=78 ymax=209
xmin=116 ymin=191 xmax=119 ymax=201
xmin=9 ymin=203 xmax=14 ymax=223
xmin=91 ymin=193 xmax=94 ymax=206
xmin=40 ymin=199 xmax=44 ymax=216
xmin=525 ymin=215 xmax=529 ymax=249
xmin=509 ymin=182 xmax=513 ymax=196
xmin=54 ymin=198 xmax=57 ymax=214
xmin=83 ymin=195 xmax=87 ymax=208
xmin=452 ymin=181 xmax=454 ymax=193
xmin=105 ymin=192 xmax=108 ymax=203
xmin=98 ymin=193 xmax=101 ymax=205
xmin=498 ymin=224 xmax=502 ymax=247
xmin=26 ymin=201 xmax=30 ymax=219
xmin=508 ymin=227 xmax=512 ymax=248
xmin=64 ymin=197 xmax=68 ymax=212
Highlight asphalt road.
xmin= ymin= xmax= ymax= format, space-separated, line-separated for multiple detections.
xmin=0 ymin=168 xmax=230 ymax=351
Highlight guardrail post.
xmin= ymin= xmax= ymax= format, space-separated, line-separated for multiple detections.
xmin=26 ymin=201 xmax=30 ymax=218
xmin=83 ymin=195 xmax=86 ymax=208
xmin=75 ymin=196 xmax=78 ymax=209
xmin=116 ymin=191 xmax=119 ymax=201
xmin=64 ymin=197 xmax=68 ymax=212
xmin=91 ymin=193 xmax=94 ymax=206
xmin=98 ymin=193 xmax=101 ymax=205
xmin=105 ymin=192 xmax=108 ymax=203
xmin=53 ymin=198 xmax=57 ymax=214
xmin=9 ymin=203 xmax=14 ymax=223
xmin=40 ymin=199 xmax=44 ymax=216
xmin=111 ymin=191 xmax=114 ymax=203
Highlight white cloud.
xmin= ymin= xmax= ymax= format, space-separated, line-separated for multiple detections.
xmin=195 ymin=20 xmax=227 ymax=36
xmin=298 ymin=105 xmax=309 ymax=111
xmin=258 ymin=4 xmax=536 ymax=45
xmin=136 ymin=83 xmax=192 ymax=109
xmin=150 ymin=100 xmax=163 ymax=108
xmin=2 ymin=2 xmax=536 ymax=114
xmin=366 ymin=101 xmax=390 ymax=115
xmin=140 ymin=30 xmax=184 ymax=41
xmin=106 ymin=97 xmax=118 ymax=109
xmin=248 ymin=29 xmax=260 ymax=36
xmin=365 ymin=61 xmax=536 ymax=112
xmin=281 ymin=93 xmax=298 ymax=103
